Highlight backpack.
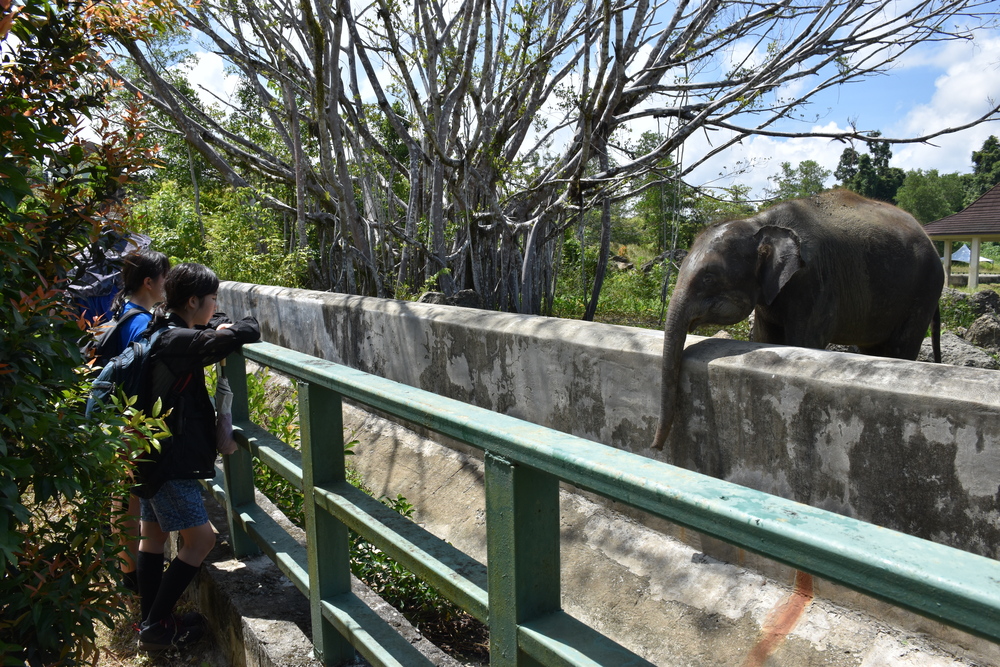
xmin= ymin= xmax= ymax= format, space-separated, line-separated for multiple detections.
xmin=84 ymin=306 xmax=148 ymax=368
xmin=68 ymin=228 xmax=151 ymax=326
xmin=85 ymin=325 xmax=170 ymax=419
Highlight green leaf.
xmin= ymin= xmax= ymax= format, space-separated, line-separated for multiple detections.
xmin=0 ymin=164 xmax=31 ymax=210
xmin=68 ymin=143 xmax=84 ymax=164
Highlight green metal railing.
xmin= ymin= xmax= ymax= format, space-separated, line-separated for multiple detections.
xmin=207 ymin=341 xmax=1000 ymax=667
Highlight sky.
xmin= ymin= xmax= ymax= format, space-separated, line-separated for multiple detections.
xmin=183 ymin=27 xmax=1000 ymax=201
xmin=684 ymin=32 xmax=1000 ymax=198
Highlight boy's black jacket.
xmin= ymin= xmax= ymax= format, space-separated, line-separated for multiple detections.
xmin=133 ymin=311 xmax=260 ymax=498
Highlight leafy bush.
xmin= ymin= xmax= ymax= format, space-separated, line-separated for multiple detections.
xmin=130 ymin=181 xmax=311 ymax=288
xmin=940 ymin=290 xmax=978 ymax=331
xmin=348 ymin=494 xmax=464 ymax=626
xmin=553 ymin=242 xmax=673 ymax=329
xmin=597 ymin=262 xmax=668 ymax=323
xmin=243 ymin=368 xmax=305 ymax=525
xmin=1 ymin=0 xmax=172 ymax=660
xmin=205 ymin=191 xmax=310 ymax=288
xmin=130 ymin=179 xmax=206 ymax=263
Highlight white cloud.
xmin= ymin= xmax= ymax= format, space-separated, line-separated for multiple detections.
xmin=725 ymin=38 xmax=766 ymax=73
xmin=684 ymin=34 xmax=1000 ymax=198
xmin=184 ymin=51 xmax=241 ymax=107
xmin=896 ymin=25 xmax=998 ymax=71
xmin=684 ymin=123 xmax=851 ymax=198
xmin=891 ymin=36 xmax=1000 ymax=174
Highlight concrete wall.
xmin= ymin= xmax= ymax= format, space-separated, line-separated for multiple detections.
xmin=335 ymin=402 xmax=996 ymax=666
xmin=218 ymin=282 xmax=1000 ymax=665
xmin=947 ymin=272 xmax=1000 ymax=287
xmin=220 ymin=282 xmax=1000 ymax=559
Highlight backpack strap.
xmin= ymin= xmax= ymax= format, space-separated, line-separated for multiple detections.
xmin=92 ymin=306 xmax=147 ymax=361
xmin=116 ymin=306 xmax=146 ymax=329
xmin=143 ymin=324 xmax=180 ymax=404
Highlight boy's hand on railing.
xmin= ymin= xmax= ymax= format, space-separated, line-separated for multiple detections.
xmin=216 ymin=400 xmax=238 ymax=455
xmin=217 ymin=437 xmax=238 ymax=456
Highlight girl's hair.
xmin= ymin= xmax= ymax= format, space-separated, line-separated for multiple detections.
xmin=164 ymin=263 xmax=220 ymax=312
xmin=110 ymin=247 xmax=170 ymax=314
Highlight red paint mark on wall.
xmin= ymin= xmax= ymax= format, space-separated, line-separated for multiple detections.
xmin=742 ymin=570 xmax=814 ymax=667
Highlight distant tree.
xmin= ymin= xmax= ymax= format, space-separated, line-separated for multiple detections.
xmin=689 ymin=186 xmax=757 ymax=231
xmin=630 ymin=131 xmax=692 ymax=252
xmin=835 ymin=132 xmax=906 ymax=202
xmin=766 ymin=160 xmax=831 ymax=202
xmin=833 ymin=146 xmax=860 ymax=184
xmin=894 ymin=170 xmax=969 ymax=223
xmin=967 ymin=135 xmax=1000 ymax=203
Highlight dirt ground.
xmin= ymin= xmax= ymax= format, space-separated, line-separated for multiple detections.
xmin=94 ymin=596 xmax=230 ymax=667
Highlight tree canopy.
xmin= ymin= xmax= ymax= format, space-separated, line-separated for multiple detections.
xmin=107 ymin=0 xmax=1000 ymax=314
xmin=766 ymin=160 xmax=832 ymax=202
xmin=834 ymin=132 xmax=907 ymax=202
xmin=969 ymin=134 xmax=1000 ymax=203
xmin=890 ymin=135 xmax=1000 ymax=224
xmin=894 ymin=169 xmax=969 ymax=224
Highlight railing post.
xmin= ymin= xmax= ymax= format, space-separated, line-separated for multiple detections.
xmin=299 ymin=381 xmax=355 ymax=665
xmin=485 ymin=452 xmax=560 ymax=667
xmin=221 ymin=352 xmax=260 ymax=558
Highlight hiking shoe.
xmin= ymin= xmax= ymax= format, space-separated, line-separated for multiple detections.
xmin=174 ymin=611 xmax=206 ymax=628
xmin=137 ymin=615 xmax=204 ymax=651
xmin=134 ymin=612 xmax=205 ymax=634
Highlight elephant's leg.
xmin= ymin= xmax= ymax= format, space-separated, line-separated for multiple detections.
xmin=859 ymin=339 xmax=919 ymax=360
xmin=754 ymin=311 xmax=826 ymax=347
xmin=780 ymin=311 xmax=837 ymax=350
xmin=860 ymin=331 xmax=925 ymax=361
xmin=751 ymin=313 xmax=785 ymax=344
xmin=859 ymin=310 xmax=932 ymax=361
xmin=757 ymin=292 xmax=836 ymax=351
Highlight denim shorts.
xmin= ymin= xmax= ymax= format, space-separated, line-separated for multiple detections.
xmin=140 ymin=479 xmax=209 ymax=532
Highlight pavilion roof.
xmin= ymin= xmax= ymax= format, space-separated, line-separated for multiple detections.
xmin=924 ymin=182 xmax=1000 ymax=239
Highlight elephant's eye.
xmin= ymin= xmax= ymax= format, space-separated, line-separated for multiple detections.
xmin=701 ymin=273 xmax=719 ymax=289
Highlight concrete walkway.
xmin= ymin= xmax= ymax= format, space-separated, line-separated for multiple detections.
xmin=187 ymin=489 xmax=479 ymax=667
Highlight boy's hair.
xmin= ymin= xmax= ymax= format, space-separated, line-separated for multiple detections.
xmin=109 ymin=248 xmax=170 ymax=314
xmin=164 ymin=263 xmax=220 ymax=311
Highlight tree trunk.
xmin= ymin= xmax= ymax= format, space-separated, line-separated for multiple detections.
xmin=583 ymin=192 xmax=612 ymax=322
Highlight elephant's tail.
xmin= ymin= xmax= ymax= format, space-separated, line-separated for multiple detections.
xmin=932 ymin=305 xmax=941 ymax=363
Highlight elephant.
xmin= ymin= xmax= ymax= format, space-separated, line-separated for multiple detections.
xmin=651 ymin=189 xmax=944 ymax=450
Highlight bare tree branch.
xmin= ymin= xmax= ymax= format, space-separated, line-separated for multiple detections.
xmin=110 ymin=0 xmax=1000 ymax=309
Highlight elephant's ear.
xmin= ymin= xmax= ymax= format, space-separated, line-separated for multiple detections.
xmin=755 ymin=225 xmax=803 ymax=305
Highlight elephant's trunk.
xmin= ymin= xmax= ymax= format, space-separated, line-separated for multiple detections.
xmin=651 ymin=292 xmax=693 ymax=450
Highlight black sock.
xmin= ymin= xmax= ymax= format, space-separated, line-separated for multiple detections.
xmin=136 ymin=551 xmax=165 ymax=623
xmin=144 ymin=557 xmax=201 ymax=626
xmin=122 ymin=569 xmax=138 ymax=594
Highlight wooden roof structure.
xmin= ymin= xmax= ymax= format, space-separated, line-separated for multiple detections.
xmin=923 ymin=182 xmax=1000 ymax=289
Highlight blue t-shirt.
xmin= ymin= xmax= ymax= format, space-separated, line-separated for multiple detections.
xmin=117 ymin=302 xmax=153 ymax=352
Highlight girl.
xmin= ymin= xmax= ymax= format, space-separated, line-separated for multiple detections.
xmin=109 ymin=248 xmax=171 ymax=357
xmin=133 ymin=263 xmax=260 ymax=651
xmin=108 ymin=248 xmax=170 ymax=594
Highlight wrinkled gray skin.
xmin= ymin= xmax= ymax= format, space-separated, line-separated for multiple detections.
xmin=651 ymin=189 xmax=944 ymax=450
